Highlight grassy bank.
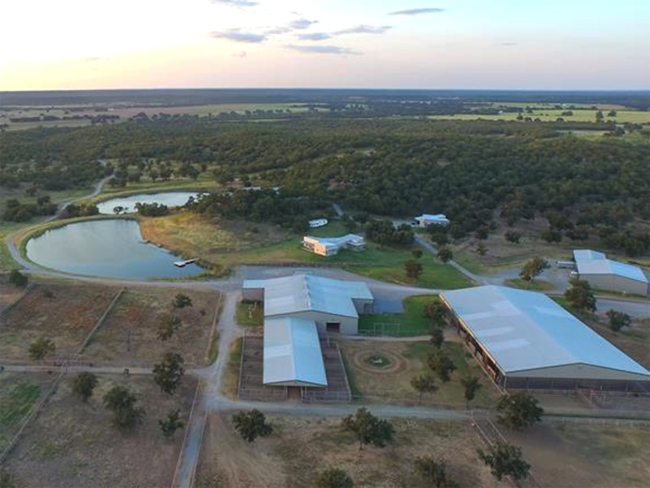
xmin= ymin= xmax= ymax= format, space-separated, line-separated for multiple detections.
xmin=359 ymin=295 xmax=439 ymax=336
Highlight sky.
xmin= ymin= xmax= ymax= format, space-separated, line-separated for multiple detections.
xmin=0 ymin=0 xmax=649 ymax=91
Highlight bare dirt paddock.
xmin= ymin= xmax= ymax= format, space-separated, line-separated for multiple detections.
xmin=82 ymin=287 xmax=219 ymax=367
xmin=195 ymin=414 xmax=504 ymax=488
xmin=0 ymin=284 xmax=119 ymax=360
xmin=1 ymin=373 xmax=197 ymax=488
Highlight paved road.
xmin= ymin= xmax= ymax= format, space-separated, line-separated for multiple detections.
xmin=596 ymin=298 xmax=650 ymax=318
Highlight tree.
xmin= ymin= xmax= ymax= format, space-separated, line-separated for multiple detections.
xmin=159 ymin=409 xmax=184 ymax=438
xmin=497 ymin=392 xmax=544 ymax=431
xmin=424 ymin=301 xmax=447 ymax=325
xmin=475 ymin=241 xmax=488 ymax=256
xmin=519 ymin=257 xmax=549 ymax=282
xmin=232 ymin=409 xmax=273 ymax=442
xmin=103 ymin=385 xmax=144 ymax=429
xmin=564 ymin=279 xmax=597 ymax=312
xmin=315 ymin=468 xmax=354 ymax=488
xmin=28 ymin=337 xmax=55 ymax=360
xmin=427 ymin=348 xmax=456 ymax=382
xmin=429 ymin=325 xmax=444 ymax=348
xmin=153 ymin=352 xmax=185 ymax=395
xmin=606 ymin=310 xmax=632 ymax=332
xmin=8 ymin=269 xmax=28 ymax=288
xmin=541 ymin=227 xmax=562 ymax=243
xmin=505 ymin=231 xmax=521 ymax=244
xmin=157 ymin=314 xmax=182 ymax=341
xmin=413 ymin=456 xmax=456 ymax=487
xmin=411 ymin=249 xmax=423 ymax=259
xmin=460 ymin=375 xmax=482 ymax=409
xmin=341 ymin=407 xmax=394 ymax=450
xmin=437 ymin=247 xmax=453 ymax=263
xmin=410 ymin=373 xmax=438 ymax=402
xmin=173 ymin=294 xmax=193 ymax=309
xmin=404 ymin=259 xmax=423 ymax=280
xmin=478 ymin=442 xmax=530 ymax=482
xmin=73 ymin=372 xmax=98 ymax=402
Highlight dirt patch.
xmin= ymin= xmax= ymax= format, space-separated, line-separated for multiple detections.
xmin=0 ymin=284 xmax=118 ymax=360
xmin=196 ymin=414 xmax=504 ymax=488
xmin=83 ymin=287 xmax=219 ymax=367
xmin=0 ymin=283 xmax=25 ymax=311
xmin=505 ymin=422 xmax=650 ymax=488
xmin=2 ymin=373 xmax=197 ymax=488
xmin=352 ymin=349 xmax=408 ymax=375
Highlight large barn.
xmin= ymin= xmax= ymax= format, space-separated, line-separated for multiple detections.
xmin=440 ymin=285 xmax=650 ymax=393
xmin=242 ymin=274 xmax=374 ymax=387
xmin=573 ymin=249 xmax=649 ymax=296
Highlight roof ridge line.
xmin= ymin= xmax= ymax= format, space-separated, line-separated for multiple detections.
xmin=303 ymin=274 xmax=313 ymax=311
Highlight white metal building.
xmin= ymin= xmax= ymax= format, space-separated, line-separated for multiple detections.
xmin=303 ymin=234 xmax=365 ymax=257
xmin=243 ymin=274 xmax=374 ymax=335
xmin=263 ymin=317 xmax=328 ymax=387
xmin=573 ymin=249 xmax=649 ymax=296
xmin=441 ymin=285 xmax=650 ymax=392
xmin=414 ymin=214 xmax=450 ymax=227
xmin=243 ymin=274 xmax=374 ymax=387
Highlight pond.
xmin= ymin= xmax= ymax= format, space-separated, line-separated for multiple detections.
xmin=26 ymin=219 xmax=204 ymax=279
xmin=96 ymin=192 xmax=202 ymax=214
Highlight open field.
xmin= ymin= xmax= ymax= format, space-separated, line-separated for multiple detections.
xmin=0 ymin=372 xmax=56 ymax=453
xmin=359 ymin=295 xmax=439 ymax=336
xmin=141 ymin=212 xmax=473 ymax=289
xmin=0 ymin=284 xmax=119 ymax=361
xmin=0 ymin=102 xmax=323 ymax=131
xmin=1 ymin=373 xmax=197 ymax=488
xmin=506 ymin=422 xmax=650 ymax=488
xmin=339 ymin=338 xmax=500 ymax=407
xmin=429 ymin=109 xmax=650 ymax=124
xmin=83 ymin=287 xmax=219 ymax=367
xmin=195 ymin=414 xmax=504 ymax=488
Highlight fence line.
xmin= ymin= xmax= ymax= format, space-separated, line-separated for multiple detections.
xmin=0 ymin=283 xmax=34 ymax=322
xmin=170 ymin=381 xmax=203 ymax=488
xmin=77 ymin=287 xmax=125 ymax=355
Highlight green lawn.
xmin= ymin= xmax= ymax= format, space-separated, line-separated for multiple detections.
xmin=359 ymin=295 xmax=439 ymax=336
xmin=236 ymin=300 xmax=264 ymax=327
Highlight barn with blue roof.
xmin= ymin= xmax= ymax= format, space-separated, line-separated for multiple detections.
xmin=440 ymin=285 xmax=650 ymax=393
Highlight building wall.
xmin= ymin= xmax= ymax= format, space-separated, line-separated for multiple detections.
xmin=270 ymin=311 xmax=358 ymax=335
xmin=508 ymin=363 xmax=650 ymax=382
xmin=579 ymin=273 xmax=648 ymax=296
xmin=352 ymin=298 xmax=374 ymax=315
xmin=242 ymin=287 xmax=264 ymax=301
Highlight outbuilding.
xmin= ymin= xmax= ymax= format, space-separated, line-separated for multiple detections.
xmin=440 ymin=285 xmax=650 ymax=393
xmin=414 ymin=214 xmax=450 ymax=228
xmin=302 ymin=234 xmax=365 ymax=257
xmin=573 ymin=249 xmax=649 ymax=296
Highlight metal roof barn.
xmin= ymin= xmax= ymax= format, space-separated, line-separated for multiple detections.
xmin=573 ymin=249 xmax=648 ymax=284
xmin=243 ymin=274 xmax=373 ymax=319
xmin=441 ymin=286 xmax=650 ymax=382
xmin=263 ymin=317 xmax=328 ymax=387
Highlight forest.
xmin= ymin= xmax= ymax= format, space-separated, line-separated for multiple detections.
xmin=1 ymin=116 xmax=648 ymax=255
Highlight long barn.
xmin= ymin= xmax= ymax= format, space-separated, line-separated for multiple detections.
xmin=440 ymin=285 xmax=650 ymax=393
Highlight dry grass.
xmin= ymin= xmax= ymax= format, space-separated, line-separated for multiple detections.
xmin=195 ymin=414 xmax=504 ymax=488
xmin=221 ymin=338 xmax=243 ymax=400
xmin=139 ymin=212 xmax=289 ymax=258
xmin=83 ymin=287 xmax=219 ymax=367
xmin=0 ymin=284 xmax=118 ymax=360
xmin=0 ymin=283 xmax=25 ymax=310
xmin=505 ymin=422 xmax=650 ymax=488
xmin=1 ymin=374 xmax=197 ymax=488
xmin=340 ymin=337 xmax=500 ymax=407
xmin=585 ymin=316 xmax=650 ymax=369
